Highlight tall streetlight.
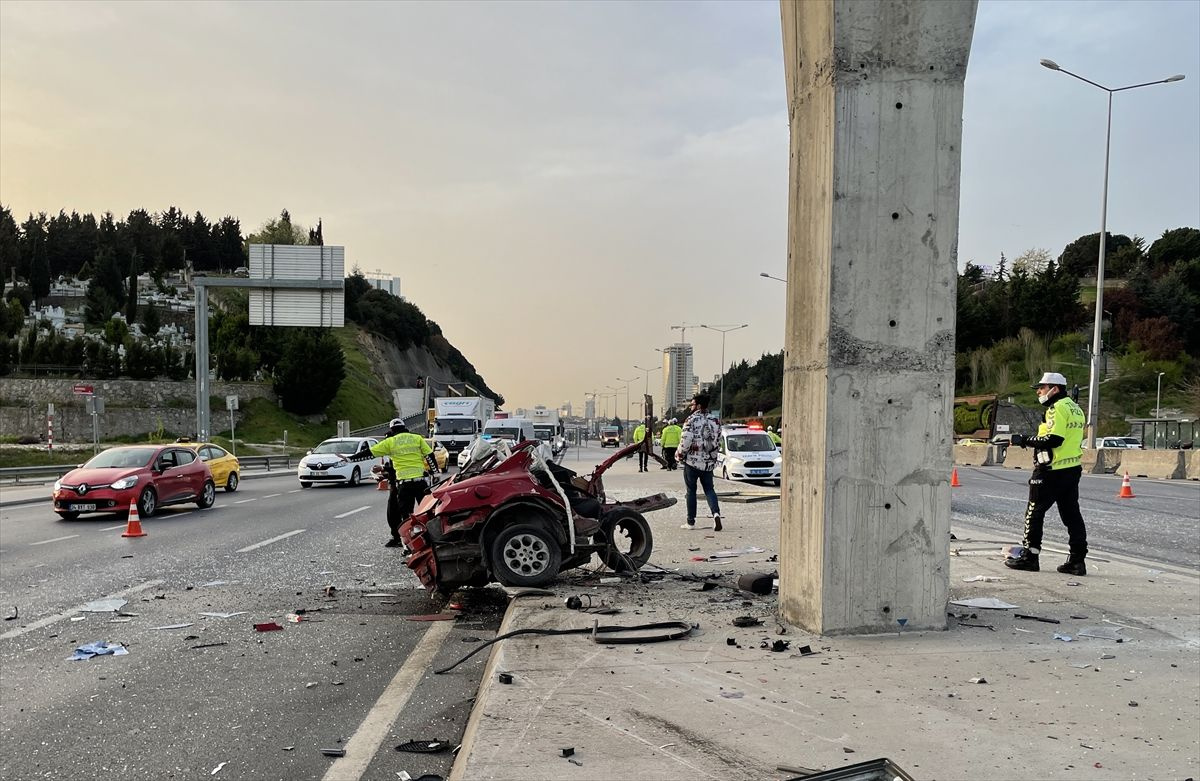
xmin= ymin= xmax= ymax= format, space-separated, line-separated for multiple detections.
xmin=615 ymin=376 xmax=635 ymax=442
xmin=1040 ymin=58 xmax=1185 ymax=448
xmin=633 ymin=363 xmax=663 ymax=416
xmin=759 ymin=272 xmax=787 ymax=283
xmin=700 ymin=323 xmax=749 ymax=420
xmin=1155 ymin=371 xmax=1166 ymax=419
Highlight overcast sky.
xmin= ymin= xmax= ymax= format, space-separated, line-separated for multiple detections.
xmin=2 ymin=0 xmax=1197 ymax=414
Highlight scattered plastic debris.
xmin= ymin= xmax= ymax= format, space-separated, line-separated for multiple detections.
xmin=4 ymin=606 xmax=16 ymax=621
xmin=405 ymin=614 xmax=457 ymax=622
xmin=320 ymin=748 xmax=346 ymax=757
xmin=69 ymin=641 xmax=128 ymax=661
xmin=1079 ymin=626 xmax=1122 ymax=641
xmin=1100 ymin=654 xmax=1116 ymax=660
xmin=395 ymin=740 xmax=451 ymax=754
xmin=962 ymin=575 xmax=1005 ymax=583
xmin=109 ymin=618 xmax=133 ymax=624
xmin=560 ymin=747 xmax=575 ymax=758
xmin=1070 ymin=663 xmax=1092 ymax=669
xmin=191 ymin=642 xmax=228 ymax=650
xmin=151 ymin=623 xmax=193 ymax=630
xmin=1053 ymin=633 xmax=1074 ymax=642
xmin=969 ymin=677 xmax=988 ymax=684
xmin=199 ymin=612 xmax=247 ymax=619
xmin=81 ymin=598 xmax=127 ymax=613
xmin=287 ymin=614 xmax=305 ymax=623
xmin=720 ymin=691 xmax=744 ymax=699
xmin=70 ymin=616 xmax=86 ymax=622
xmin=201 ymin=580 xmax=234 ymax=587
xmin=1065 ymin=581 xmax=1082 ymax=587
xmin=1015 ymin=613 xmax=1061 ymax=624
xmin=732 ymin=616 xmax=763 ymax=628
xmin=364 ymin=593 xmax=398 ymax=598
xmin=211 ymin=761 xmax=228 ymax=775
xmin=1128 ymin=700 xmax=1139 ymax=707
xmin=950 ymin=598 xmax=1018 ymax=610
xmin=253 ymin=622 xmax=284 ymax=632
xmin=324 ymin=585 xmax=339 ymax=598
xmin=710 ymin=546 xmax=766 ymax=559
xmin=497 ymin=672 xmax=513 ymax=684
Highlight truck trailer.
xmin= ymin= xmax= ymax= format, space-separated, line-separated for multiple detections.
xmin=431 ymin=397 xmax=496 ymax=457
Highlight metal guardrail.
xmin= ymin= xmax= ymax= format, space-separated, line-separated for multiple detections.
xmin=0 ymin=454 xmax=293 ymax=484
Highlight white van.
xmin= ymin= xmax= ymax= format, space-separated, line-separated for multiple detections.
xmin=482 ymin=418 xmax=554 ymax=461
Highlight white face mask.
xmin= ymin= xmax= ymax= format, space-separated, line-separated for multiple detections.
xmin=1037 ymin=390 xmax=1053 ymax=404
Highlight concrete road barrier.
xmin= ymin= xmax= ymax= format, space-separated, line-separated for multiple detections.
xmin=1082 ymin=450 xmax=1121 ymax=474
xmin=1184 ymin=451 xmax=1198 ymax=480
xmin=953 ymin=444 xmax=994 ymax=467
xmin=1002 ymin=447 xmax=1034 ymax=470
xmin=1120 ymin=450 xmax=1185 ymax=479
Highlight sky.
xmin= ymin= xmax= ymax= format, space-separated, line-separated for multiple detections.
xmin=2 ymin=0 xmax=1197 ymax=414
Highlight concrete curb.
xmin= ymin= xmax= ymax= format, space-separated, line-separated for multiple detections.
xmin=0 ymin=469 xmax=296 ymax=509
xmin=448 ymin=591 xmax=524 ymax=781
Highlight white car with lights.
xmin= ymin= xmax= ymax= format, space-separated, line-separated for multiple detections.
xmin=297 ymin=437 xmax=383 ymax=488
xmin=717 ymin=426 xmax=782 ymax=485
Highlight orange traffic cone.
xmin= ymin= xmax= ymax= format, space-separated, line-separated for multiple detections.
xmin=1117 ymin=471 xmax=1135 ymax=499
xmin=951 ymin=468 xmax=962 ymax=488
xmin=121 ymin=499 xmax=147 ymax=538
xmin=376 ymin=479 xmax=388 ymax=492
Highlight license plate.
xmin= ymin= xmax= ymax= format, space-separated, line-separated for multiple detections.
xmin=71 ymin=503 xmax=97 ymax=511
xmin=748 ymin=470 xmax=768 ymax=476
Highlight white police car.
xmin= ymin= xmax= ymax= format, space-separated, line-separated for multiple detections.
xmin=717 ymin=426 xmax=781 ymax=485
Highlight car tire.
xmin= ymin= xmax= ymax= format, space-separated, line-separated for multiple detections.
xmin=225 ymin=472 xmax=239 ymax=492
xmin=299 ymin=481 xmax=312 ymax=488
xmin=490 ymin=523 xmax=562 ymax=588
xmin=196 ymin=480 xmax=216 ymax=509
xmin=56 ymin=511 xmax=80 ymax=521
xmin=598 ymin=508 xmax=654 ymax=573
xmin=137 ymin=487 xmax=158 ymax=518
xmin=347 ymin=467 xmax=360 ymax=487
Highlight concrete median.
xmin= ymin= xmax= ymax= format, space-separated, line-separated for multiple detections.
xmin=1120 ymin=450 xmax=1186 ymax=479
xmin=1183 ymin=451 xmax=1198 ymax=480
xmin=952 ymin=444 xmax=994 ymax=467
xmin=1001 ymin=447 xmax=1034 ymax=470
xmin=1082 ymin=449 xmax=1122 ymax=474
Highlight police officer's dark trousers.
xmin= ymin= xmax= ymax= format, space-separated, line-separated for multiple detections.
xmin=387 ymin=478 xmax=429 ymax=540
xmin=1022 ymin=465 xmax=1087 ymax=559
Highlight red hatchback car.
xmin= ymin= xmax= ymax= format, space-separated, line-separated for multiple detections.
xmin=52 ymin=444 xmax=216 ymax=520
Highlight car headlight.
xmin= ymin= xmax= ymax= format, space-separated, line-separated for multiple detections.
xmin=111 ymin=475 xmax=139 ymax=490
xmin=53 ymin=479 xmax=62 ymax=491
xmin=728 ymin=457 xmax=744 ymax=466
xmin=774 ymin=456 xmax=782 ymax=464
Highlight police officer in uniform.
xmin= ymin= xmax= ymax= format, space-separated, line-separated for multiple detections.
xmin=660 ymin=418 xmax=683 ymax=470
xmin=368 ymin=418 xmax=437 ymax=547
xmin=1005 ymin=372 xmax=1088 ymax=575
xmin=633 ymin=421 xmax=649 ymax=472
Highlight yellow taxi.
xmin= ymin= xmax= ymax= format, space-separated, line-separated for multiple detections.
xmin=426 ymin=439 xmax=450 ymax=473
xmin=183 ymin=441 xmax=241 ymax=492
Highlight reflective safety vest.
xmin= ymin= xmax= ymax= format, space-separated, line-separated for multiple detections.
xmin=633 ymin=424 xmax=646 ymax=444
xmin=1038 ymin=396 xmax=1085 ymax=470
xmin=660 ymin=424 xmax=683 ymax=448
xmin=768 ymin=431 xmax=782 ymax=446
xmin=370 ymin=433 xmax=432 ymax=480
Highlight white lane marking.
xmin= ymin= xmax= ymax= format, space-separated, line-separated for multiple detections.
xmin=99 ymin=524 xmax=128 ymax=531
xmin=263 ymin=493 xmax=282 ymax=499
xmin=0 ymin=579 xmax=165 ymax=640
xmin=29 ymin=534 xmax=79 ymax=546
xmin=334 ymin=505 xmax=371 ymax=519
xmin=288 ymin=489 xmax=302 ymax=493
xmin=322 ymin=620 xmax=454 ymax=781
xmin=233 ymin=498 xmax=257 ymax=504
xmin=236 ymin=529 xmax=305 ymax=553
xmin=980 ymin=494 xmax=1026 ymax=503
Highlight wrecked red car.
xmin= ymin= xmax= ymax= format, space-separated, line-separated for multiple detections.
xmin=399 ymin=440 xmax=675 ymax=592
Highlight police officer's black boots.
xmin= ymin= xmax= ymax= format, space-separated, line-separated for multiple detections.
xmin=1056 ymin=557 xmax=1087 ymax=576
xmin=1004 ymin=551 xmax=1039 ymax=571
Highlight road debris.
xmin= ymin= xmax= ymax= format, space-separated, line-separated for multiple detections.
xmin=1053 ymin=633 xmax=1074 ymax=642
xmin=720 ymin=691 xmax=744 ymax=699
xmin=4 ymin=606 xmax=16 ymax=621
xmin=405 ymin=614 xmax=457 ymax=622
xmin=151 ymin=623 xmax=193 ymax=630
xmin=1015 ymin=613 xmax=1060 ymax=624
xmin=710 ymin=546 xmax=766 ymax=559
xmin=962 ymin=575 xmax=1005 ymax=582
xmin=320 ymin=748 xmax=346 ymax=757
xmin=81 ymin=598 xmax=127 ymax=613
xmin=199 ymin=612 xmax=247 ymax=619
xmin=736 ymin=573 xmax=775 ymax=595
xmin=1079 ymin=626 xmax=1123 ymax=641
xmin=497 ymin=673 xmax=513 ymax=684
xmin=969 ymin=677 xmax=988 ymax=684
xmin=395 ymin=740 xmax=451 ymax=754
xmin=253 ymin=622 xmax=284 ymax=632
xmin=210 ymin=761 xmax=228 ymax=775
xmin=324 ymin=585 xmax=338 ymax=598
xmin=732 ymin=616 xmax=763 ymax=628
xmin=560 ymin=747 xmax=575 ymax=757
xmin=950 ymin=598 xmax=1018 ymax=610
xmin=69 ymin=641 xmax=128 ymax=660
xmin=191 ymin=642 xmax=228 ymax=650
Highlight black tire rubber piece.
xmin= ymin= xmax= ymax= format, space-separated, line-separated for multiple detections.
xmin=598 ymin=507 xmax=654 ymax=572
xmin=490 ymin=523 xmax=562 ymax=588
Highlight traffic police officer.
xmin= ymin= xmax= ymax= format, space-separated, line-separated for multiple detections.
xmin=767 ymin=426 xmax=782 ymax=447
xmin=369 ymin=418 xmax=437 ymax=547
xmin=633 ymin=422 xmax=649 ymax=472
xmin=660 ymin=418 xmax=683 ymax=470
xmin=1005 ymin=372 xmax=1088 ymax=575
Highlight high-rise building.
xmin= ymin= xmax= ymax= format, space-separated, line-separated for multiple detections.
xmin=559 ymin=401 xmax=573 ymax=417
xmin=366 ymin=272 xmax=402 ymax=298
xmin=584 ymin=398 xmax=595 ymax=420
xmin=662 ymin=343 xmax=694 ymax=410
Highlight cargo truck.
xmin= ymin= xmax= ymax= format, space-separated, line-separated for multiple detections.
xmin=527 ymin=406 xmax=565 ymax=456
xmin=431 ymin=397 xmax=496 ymax=458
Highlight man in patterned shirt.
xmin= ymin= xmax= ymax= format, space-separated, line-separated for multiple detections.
xmin=676 ymin=393 xmax=723 ymax=531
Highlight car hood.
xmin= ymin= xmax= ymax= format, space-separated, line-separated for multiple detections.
xmin=61 ymin=467 xmax=141 ymax=486
xmin=302 ymin=454 xmax=350 ymax=466
xmin=726 ymin=451 xmax=779 ymax=460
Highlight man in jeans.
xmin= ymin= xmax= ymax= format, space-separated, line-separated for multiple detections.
xmin=677 ymin=393 xmax=723 ymax=531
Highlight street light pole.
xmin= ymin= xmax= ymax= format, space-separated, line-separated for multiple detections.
xmin=1040 ymin=59 xmax=1185 ymax=448
xmin=700 ymin=324 xmax=748 ymax=420
xmin=1155 ymin=371 xmax=1165 ymax=419
xmin=759 ymin=272 xmax=787 ymax=283
xmin=616 ymin=376 xmax=635 ymax=442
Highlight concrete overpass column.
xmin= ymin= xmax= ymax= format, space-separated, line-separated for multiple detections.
xmin=778 ymin=0 xmax=977 ymax=634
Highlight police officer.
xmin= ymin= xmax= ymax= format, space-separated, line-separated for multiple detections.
xmin=369 ymin=418 xmax=437 ymax=548
xmin=660 ymin=418 xmax=683 ymax=470
xmin=767 ymin=426 xmax=782 ymax=447
xmin=633 ymin=421 xmax=649 ymax=472
xmin=1005 ymin=372 xmax=1088 ymax=575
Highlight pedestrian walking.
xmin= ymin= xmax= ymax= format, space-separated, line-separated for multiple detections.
xmin=1004 ymin=372 xmax=1088 ymax=575
xmin=660 ymin=418 xmax=682 ymax=470
xmin=677 ymin=393 xmax=722 ymax=531
xmin=368 ymin=418 xmax=438 ymax=547
xmin=633 ymin=421 xmax=649 ymax=472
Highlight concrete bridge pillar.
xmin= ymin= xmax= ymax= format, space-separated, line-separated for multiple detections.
xmin=778 ymin=0 xmax=977 ymax=634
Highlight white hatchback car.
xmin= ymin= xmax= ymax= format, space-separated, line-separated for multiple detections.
xmin=717 ymin=426 xmax=782 ymax=485
xmin=298 ymin=437 xmax=383 ymax=488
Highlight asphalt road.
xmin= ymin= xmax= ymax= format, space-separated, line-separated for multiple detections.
xmin=0 ymin=472 xmax=502 ymax=781
xmin=951 ymin=465 xmax=1200 ymax=569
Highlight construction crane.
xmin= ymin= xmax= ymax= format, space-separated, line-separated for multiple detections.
xmin=669 ymin=323 xmax=696 ymax=345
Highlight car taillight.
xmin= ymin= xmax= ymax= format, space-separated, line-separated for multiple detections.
xmin=410 ymin=523 xmax=425 ymax=537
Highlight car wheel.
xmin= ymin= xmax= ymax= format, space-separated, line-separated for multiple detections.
xmin=347 ymin=467 xmax=361 ymax=487
xmin=490 ymin=523 xmax=562 ymax=588
xmin=299 ymin=481 xmax=312 ymax=488
xmin=56 ymin=511 xmax=80 ymax=521
xmin=196 ymin=480 xmax=216 ymax=509
xmin=225 ymin=472 xmax=239 ymax=492
xmin=137 ymin=487 xmax=158 ymax=518
xmin=598 ymin=508 xmax=654 ymax=573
